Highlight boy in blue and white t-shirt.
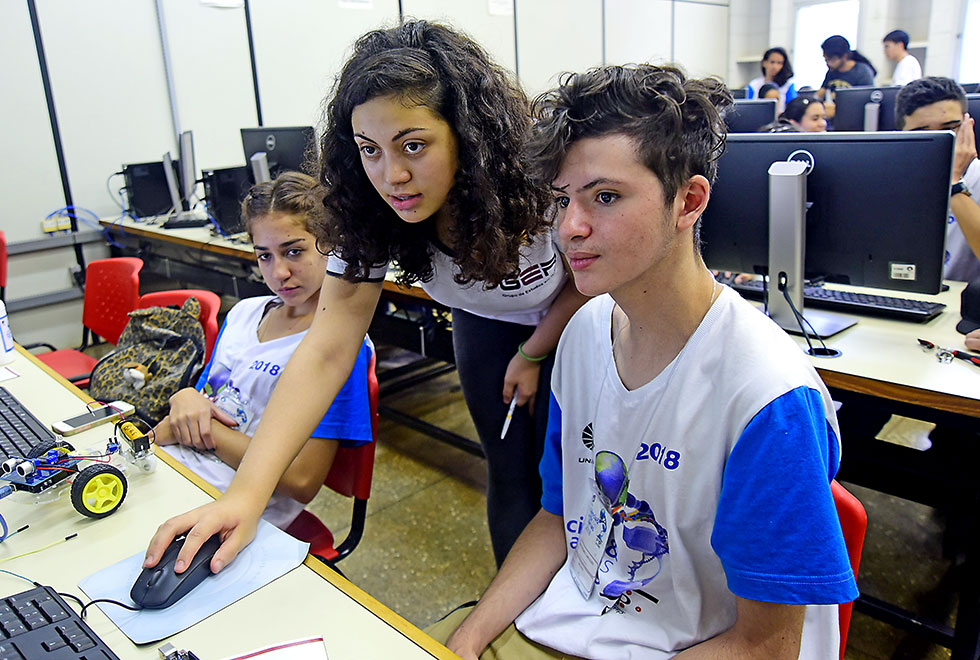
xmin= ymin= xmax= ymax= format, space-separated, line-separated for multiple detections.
xmin=432 ymin=65 xmax=857 ymax=660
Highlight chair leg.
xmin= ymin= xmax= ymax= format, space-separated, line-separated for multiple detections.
xmin=312 ymin=554 xmax=346 ymax=578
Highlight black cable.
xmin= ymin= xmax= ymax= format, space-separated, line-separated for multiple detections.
xmin=777 ymin=275 xmax=831 ymax=354
xmin=79 ymin=598 xmax=141 ymax=619
xmin=57 ymin=591 xmax=86 ymax=611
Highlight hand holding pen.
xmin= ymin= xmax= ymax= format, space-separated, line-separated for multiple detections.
xmin=500 ymin=394 xmax=518 ymax=439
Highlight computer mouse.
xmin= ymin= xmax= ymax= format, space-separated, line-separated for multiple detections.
xmin=130 ymin=533 xmax=222 ymax=609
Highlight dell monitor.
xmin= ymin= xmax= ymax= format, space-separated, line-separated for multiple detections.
xmin=724 ymin=99 xmax=778 ymax=133
xmin=240 ymin=126 xmax=315 ymax=183
xmin=701 ymin=131 xmax=953 ymax=333
xmin=832 ymin=86 xmax=902 ymax=131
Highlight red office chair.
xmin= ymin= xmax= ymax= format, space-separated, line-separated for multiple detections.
xmin=0 ymin=231 xmax=7 ymax=303
xmin=832 ymin=480 xmax=868 ymax=659
xmin=28 ymin=257 xmax=143 ymax=385
xmin=285 ymin=351 xmax=378 ymax=572
xmin=138 ymin=289 xmax=221 ymax=364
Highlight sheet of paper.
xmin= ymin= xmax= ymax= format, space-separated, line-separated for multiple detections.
xmin=78 ymin=521 xmax=309 ymax=644
xmin=0 ymin=367 xmax=20 ymax=382
xmin=222 ymin=636 xmax=329 ymax=659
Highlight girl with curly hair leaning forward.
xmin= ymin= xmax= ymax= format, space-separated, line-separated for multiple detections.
xmin=144 ymin=20 xmax=588 ymax=573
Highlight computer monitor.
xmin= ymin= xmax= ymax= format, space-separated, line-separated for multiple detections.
xmin=729 ymin=87 xmax=748 ymax=100
xmin=833 ymin=86 xmax=902 ymax=131
xmin=724 ymin=99 xmax=778 ymax=133
xmin=240 ymin=126 xmax=315 ymax=182
xmin=701 ymin=131 xmax=953 ymax=332
xmin=961 ymin=83 xmax=980 ymax=93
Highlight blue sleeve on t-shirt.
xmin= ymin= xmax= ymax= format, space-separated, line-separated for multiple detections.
xmin=785 ymin=82 xmax=798 ymax=103
xmin=310 ymin=340 xmax=374 ymax=447
xmin=745 ymin=85 xmax=755 ymax=99
xmin=711 ymin=385 xmax=859 ymax=605
xmin=539 ymin=392 xmax=564 ymax=515
xmin=194 ymin=320 xmax=228 ymax=391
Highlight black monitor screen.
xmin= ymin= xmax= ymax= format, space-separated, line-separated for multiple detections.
xmin=729 ymin=87 xmax=748 ymax=100
xmin=724 ymin=99 xmax=778 ymax=133
xmin=701 ymin=131 xmax=953 ymax=294
xmin=240 ymin=126 xmax=315 ymax=179
xmin=961 ymin=83 xmax=980 ymax=93
xmin=833 ymin=86 xmax=902 ymax=131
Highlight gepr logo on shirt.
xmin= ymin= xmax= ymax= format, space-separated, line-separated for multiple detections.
xmin=499 ymin=255 xmax=558 ymax=291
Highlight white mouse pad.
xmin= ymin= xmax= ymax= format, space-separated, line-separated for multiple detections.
xmin=78 ymin=520 xmax=309 ymax=644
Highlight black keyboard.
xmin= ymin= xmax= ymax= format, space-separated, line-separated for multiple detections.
xmin=0 ymin=585 xmax=120 ymax=660
xmin=161 ymin=216 xmax=210 ymax=229
xmin=730 ymin=279 xmax=947 ymax=322
xmin=0 ymin=387 xmax=56 ymax=460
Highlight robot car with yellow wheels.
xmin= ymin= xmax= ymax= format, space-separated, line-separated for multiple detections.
xmin=0 ymin=421 xmax=154 ymax=519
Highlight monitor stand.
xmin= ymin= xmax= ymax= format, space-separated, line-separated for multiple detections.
xmin=766 ymin=160 xmax=856 ymax=343
xmin=863 ymin=102 xmax=880 ymax=131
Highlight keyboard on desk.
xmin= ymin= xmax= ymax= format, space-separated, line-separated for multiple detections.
xmin=160 ymin=216 xmax=211 ymax=229
xmin=0 ymin=387 xmax=56 ymax=460
xmin=730 ymin=279 xmax=947 ymax=322
xmin=0 ymin=585 xmax=120 ymax=660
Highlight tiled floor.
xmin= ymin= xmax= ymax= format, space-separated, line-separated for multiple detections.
xmin=306 ymin=349 xmax=962 ymax=659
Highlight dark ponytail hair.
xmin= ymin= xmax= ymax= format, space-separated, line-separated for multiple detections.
xmin=821 ymin=35 xmax=878 ymax=76
xmin=780 ymin=95 xmax=823 ymax=122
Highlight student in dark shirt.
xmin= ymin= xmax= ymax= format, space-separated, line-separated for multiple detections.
xmin=817 ymin=35 xmax=876 ymax=118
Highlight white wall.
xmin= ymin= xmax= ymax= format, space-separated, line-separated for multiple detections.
xmin=3 ymin=0 xmax=967 ymax=349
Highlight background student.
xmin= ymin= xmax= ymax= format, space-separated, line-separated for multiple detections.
xmin=883 ymin=29 xmax=922 ymax=86
xmin=153 ymin=172 xmax=374 ymax=530
xmin=761 ymin=94 xmax=827 ymax=133
xmin=896 ymin=76 xmax=980 ymax=281
xmin=145 ymin=20 xmax=588 ymax=574
xmin=745 ymin=46 xmax=797 ymax=112
xmin=432 ymin=63 xmax=856 ymax=660
xmin=817 ymin=35 xmax=877 ymax=117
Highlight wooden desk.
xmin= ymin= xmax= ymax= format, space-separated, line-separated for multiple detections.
xmin=0 ymin=347 xmax=455 ymax=660
xmin=786 ymin=282 xmax=980 ymax=658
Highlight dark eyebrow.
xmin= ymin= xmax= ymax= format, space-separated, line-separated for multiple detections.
xmin=392 ymin=127 xmax=426 ymax=141
xmin=253 ymin=238 xmax=305 ymax=251
xmin=577 ymin=178 xmax=621 ymax=193
xmin=353 ymin=133 xmax=377 ymax=144
xmin=908 ymin=121 xmax=962 ymax=131
xmin=550 ymin=184 xmax=569 ymax=192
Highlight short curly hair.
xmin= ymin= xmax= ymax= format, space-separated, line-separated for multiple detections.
xmin=316 ymin=20 xmax=551 ymax=288
xmin=895 ymin=76 xmax=967 ymax=129
xmin=528 ymin=65 xmax=731 ymax=247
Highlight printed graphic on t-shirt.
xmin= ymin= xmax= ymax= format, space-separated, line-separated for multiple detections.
xmin=202 ymin=365 xmax=251 ymax=427
xmin=499 ymin=255 xmax=559 ymax=298
xmin=590 ymin=449 xmax=670 ymax=611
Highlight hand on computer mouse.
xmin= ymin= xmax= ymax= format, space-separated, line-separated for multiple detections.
xmin=131 ymin=533 xmax=223 ymax=609
xmin=966 ymin=329 xmax=980 ymax=352
xmin=144 ymin=498 xmax=260 ymax=576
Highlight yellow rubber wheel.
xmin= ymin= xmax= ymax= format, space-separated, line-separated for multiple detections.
xmin=71 ymin=464 xmax=128 ymax=519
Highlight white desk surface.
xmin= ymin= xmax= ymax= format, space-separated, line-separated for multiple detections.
xmin=102 ymin=215 xmax=255 ymax=260
xmin=785 ymin=281 xmax=980 ymax=417
xmin=0 ymin=347 xmax=454 ymax=660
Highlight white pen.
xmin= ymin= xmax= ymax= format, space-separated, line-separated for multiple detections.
xmin=500 ymin=394 xmax=519 ymax=439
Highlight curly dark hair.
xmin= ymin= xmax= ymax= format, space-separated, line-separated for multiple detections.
xmin=240 ymin=171 xmax=326 ymax=238
xmin=528 ymin=65 xmax=732 ymax=248
xmin=895 ymin=76 xmax=967 ymax=129
xmin=316 ymin=20 xmax=551 ymax=288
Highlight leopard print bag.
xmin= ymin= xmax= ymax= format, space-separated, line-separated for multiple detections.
xmin=88 ymin=297 xmax=206 ymax=424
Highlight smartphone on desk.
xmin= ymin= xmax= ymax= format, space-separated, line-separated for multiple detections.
xmin=52 ymin=401 xmax=135 ymax=436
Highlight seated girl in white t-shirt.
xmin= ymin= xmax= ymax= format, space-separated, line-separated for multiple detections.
xmin=152 ymin=172 xmax=373 ymax=529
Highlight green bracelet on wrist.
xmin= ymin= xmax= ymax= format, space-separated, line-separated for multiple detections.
xmin=518 ymin=341 xmax=548 ymax=362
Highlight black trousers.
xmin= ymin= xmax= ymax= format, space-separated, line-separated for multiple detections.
xmin=452 ymin=308 xmax=555 ymax=566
